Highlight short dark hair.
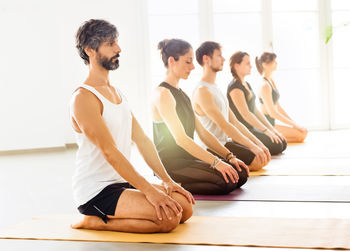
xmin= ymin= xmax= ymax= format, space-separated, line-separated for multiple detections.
xmin=75 ymin=19 xmax=119 ymax=65
xmin=158 ymin=39 xmax=192 ymax=67
xmin=196 ymin=41 xmax=221 ymax=66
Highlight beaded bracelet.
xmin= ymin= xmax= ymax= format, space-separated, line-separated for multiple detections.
xmin=225 ymin=152 xmax=236 ymax=162
xmin=210 ymin=156 xmax=221 ymax=169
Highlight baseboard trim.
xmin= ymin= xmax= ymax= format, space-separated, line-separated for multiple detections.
xmin=0 ymin=144 xmax=78 ymax=156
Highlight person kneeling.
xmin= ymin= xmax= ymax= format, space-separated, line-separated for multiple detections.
xmin=70 ymin=19 xmax=194 ymax=233
xmin=152 ymin=39 xmax=249 ymax=195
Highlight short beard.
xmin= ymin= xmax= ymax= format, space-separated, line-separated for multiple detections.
xmin=211 ymin=65 xmax=222 ymax=73
xmin=97 ymin=53 xmax=120 ymax=70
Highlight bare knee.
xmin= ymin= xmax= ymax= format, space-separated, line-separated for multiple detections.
xmin=157 ymin=214 xmax=181 ymax=233
xmin=299 ymin=131 xmax=308 ymax=142
xmin=180 ymin=199 xmax=193 ymax=223
xmin=293 ymin=133 xmax=306 ymax=143
xmin=249 ymin=158 xmax=263 ymax=171
xmin=171 ymin=191 xmax=193 ymax=223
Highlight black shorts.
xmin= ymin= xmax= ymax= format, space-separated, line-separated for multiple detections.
xmin=77 ymin=182 xmax=134 ymax=223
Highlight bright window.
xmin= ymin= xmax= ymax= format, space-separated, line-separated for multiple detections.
xmin=331 ymin=0 xmax=350 ymax=127
xmin=148 ymin=0 xmax=200 ymax=95
xmin=213 ymin=0 xmax=263 ymax=94
xmin=271 ymin=0 xmax=322 ymax=128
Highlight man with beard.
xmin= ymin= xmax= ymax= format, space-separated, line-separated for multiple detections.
xmin=70 ymin=19 xmax=194 ymax=233
xmin=192 ymin=41 xmax=271 ymax=171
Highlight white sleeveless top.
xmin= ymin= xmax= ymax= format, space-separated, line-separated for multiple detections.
xmin=194 ymin=81 xmax=229 ymax=146
xmin=72 ymin=84 xmax=132 ymax=207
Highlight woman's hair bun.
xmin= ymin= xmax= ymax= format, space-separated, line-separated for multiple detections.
xmin=158 ymin=39 xmax=170 ymax=51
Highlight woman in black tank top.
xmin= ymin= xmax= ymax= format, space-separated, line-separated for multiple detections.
xmin=227 ymin=51 xmax=287 ymax=156
xmin=256 ymin=52 xmax=308 ymax=143
xmin=152 ymin=39 xmax=248 ymax=195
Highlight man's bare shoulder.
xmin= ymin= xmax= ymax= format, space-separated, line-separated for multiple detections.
xmin=71 ymin=87 xmax=99 ymax=105
xmin=70 ymin=87 xmax=102 ymax=116
xmin=196 ymin=85 xmax=212 ymax=96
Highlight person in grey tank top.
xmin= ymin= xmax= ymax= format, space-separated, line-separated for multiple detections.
xmin=193 ymin=41 xmax=270 ymax=171
xmin=70 ymin=19 xmax=194 ymax=233
xmin=256 ymin=52 xmax=308 ymax=143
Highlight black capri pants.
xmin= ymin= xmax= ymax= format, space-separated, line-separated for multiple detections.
xmin=207 ymin=141 xmax=255 ymax=166
xmin=162 ymin=157 xmax=248 ymax=195
xmin=249 ymin=127 xmax=287 ymax=155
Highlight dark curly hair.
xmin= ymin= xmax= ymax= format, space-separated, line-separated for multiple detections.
xmin=75 ymin=19 xmax=119 ymax=65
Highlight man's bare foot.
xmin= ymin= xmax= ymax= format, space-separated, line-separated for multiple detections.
xmin=71 ymin=215 xmax=101 ymax=229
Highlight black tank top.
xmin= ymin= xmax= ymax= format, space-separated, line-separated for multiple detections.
xmin=227 ymin=79 xmax=256 ymax=130
xmin=259 ymin=77 xmax=280 ymax=105
xmin=153 ymin=82 xmax=196 ymax=161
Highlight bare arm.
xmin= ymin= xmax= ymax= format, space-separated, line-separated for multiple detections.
xmin=194 ymin=116 xmax=231 ymax=158
xmin=228 ymin=109 xmax=270 ymax=165
xmin=71 ymin=89 xmax=154 ymax=193
xmin=131 ymin=114 xmax=172 ymax=182
xmin=228 ymin=110 xmax=264 ymax=146
xmin=193 ymin=86 xmax=256 ymax=150
xmin=276 ymin=102 xmax=293 ymax=120
xmin=254 ymin=104 xmax=285 ymax=143
xmin=276 ymin=102 xmax=308 ymax=133
xmin=195 ymin=116 xmax=249 ymax=176
xmin=229 ymin=89 xmax=268 ymax=131
xmin=254 ymin=105 xmax=275 ymax=131
xmin=71 ymin=89 xmax=183 ymax=219
xmin=260 ymin=83 xmax=295 ymax=126
xmin=229 ymin=87 xmax=283 ymax=144
xmin=153 ymin=87 xmax=241 ymax=183
xmin=153 ymin=87 xmax=220 ymax=164
xmin=131 ymin=114 xmax=195 ymax=204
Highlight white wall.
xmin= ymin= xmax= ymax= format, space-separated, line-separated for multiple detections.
xmin=1 ymin=0 xmax=348 ymax=151
xmin=0 ymin=0 xmax=151 ymax=151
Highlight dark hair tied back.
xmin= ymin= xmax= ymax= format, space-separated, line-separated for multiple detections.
xmin=157 ymin=39 xmax=170 ymax=54
xmin=255 ymin=52 xmax=277 ymax=75
xmin=255 ymin=57 xmax=263 ymax=75
xmin=157 ymin=38 xmax=192 ymax=67
xmin=229 ymin=51 xmax=249 ymax=81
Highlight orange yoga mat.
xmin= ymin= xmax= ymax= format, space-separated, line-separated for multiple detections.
xmin=1 ymin=214 xmax=350 ymax=249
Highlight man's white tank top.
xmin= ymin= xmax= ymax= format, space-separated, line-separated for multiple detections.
xmin=194 ymin=81 xmax=229 ymax=146
xmin=72 ymin=84 xmax=132 ymax=207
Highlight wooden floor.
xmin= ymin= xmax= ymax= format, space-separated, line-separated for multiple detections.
xmin=0 ymin=130 xmax=349 ymax=250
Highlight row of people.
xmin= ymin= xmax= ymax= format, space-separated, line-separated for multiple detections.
xmin=152 ymin=39 xmax=307 ymax=195
xmin=70 ymin=19 xmax=307 ymax=234
xmin=71 ymin=19 xmax=194 ymax=234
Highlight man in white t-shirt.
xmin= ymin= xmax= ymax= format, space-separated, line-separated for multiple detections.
xmin=70 ymin=19 xmax=194 ymax=233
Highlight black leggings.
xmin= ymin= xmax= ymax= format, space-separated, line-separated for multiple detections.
xmin=224 ymin=141 xmax=255 ymax=165
xmin=249 ymin=127 xmax=287 ymax=155
xmin=208 ymin=141 xmax=255 ymax=166
xmin=163 ymin=158 xmax=248 ymax=195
